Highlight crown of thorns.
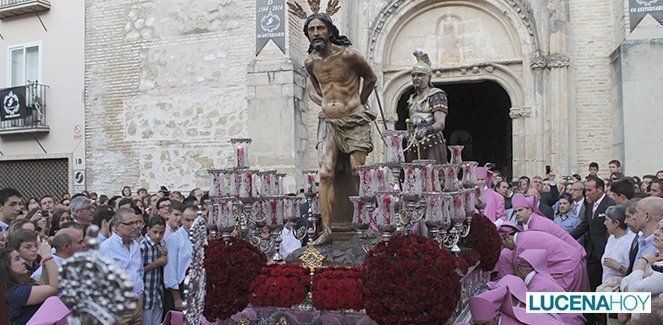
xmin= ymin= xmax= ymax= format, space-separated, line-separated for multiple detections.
xmin=287 ymin=0 xmax=341 ymax=19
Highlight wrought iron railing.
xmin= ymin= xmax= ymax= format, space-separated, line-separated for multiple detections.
xmin=0 ymin=0 xmax=45 ymax=6
xmin=0 ymin=0 xmax=51 ymax=20
xmin=0 ymin=83 xmax=49 ymax=130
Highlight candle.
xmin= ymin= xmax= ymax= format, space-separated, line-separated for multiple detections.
xmin=269 ymin=199 xmax=278 ymax=226
xmin=236 ymin=145 xmax=245 ymax=168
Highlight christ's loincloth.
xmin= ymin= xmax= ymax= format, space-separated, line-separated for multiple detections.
xmin=317 ymin=107 xmax=376 ymax=155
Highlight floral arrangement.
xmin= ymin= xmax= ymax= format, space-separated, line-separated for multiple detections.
xmin=459 ymin=247 xmax=481 ymax=268
xmin=457 ymin=248 xmax=481 ymax=275
xmin=459 ymin=213 xmax=501 ymax=270
xmin=312 ymin=266 xmax=363 ymax=311
xmin=204 ymin=237 xmax=267 ymax=321
xmin=248 ymin=264 xmax=310 ymax=307
xmin=361 ymin=235 xmax=461 ymax=324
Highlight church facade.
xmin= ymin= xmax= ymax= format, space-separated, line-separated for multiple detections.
xmin=84 ymin=0 xmax=662 ymax=194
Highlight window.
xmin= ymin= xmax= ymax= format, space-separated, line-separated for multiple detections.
xmin=8 ymin=42 xmax=40 ymax=87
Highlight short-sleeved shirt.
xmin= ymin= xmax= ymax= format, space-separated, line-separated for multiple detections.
xmin=5 ymin=283 xmax=40 ymax=324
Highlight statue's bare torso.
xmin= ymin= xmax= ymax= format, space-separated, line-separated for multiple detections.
xmin=305 ymin=45 xmax=364 ymax=119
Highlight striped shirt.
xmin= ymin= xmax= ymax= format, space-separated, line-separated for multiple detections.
xmin=140 ymin=235 xmax=164 ymax=310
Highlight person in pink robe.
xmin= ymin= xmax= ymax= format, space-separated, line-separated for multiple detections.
xmin=468 ymin=283 xmax=564 ymax=324
xmin=515 ymin=249 xmax=586 ymax=325
xmin=498 ymin=225 xmax=589 ymax=292
xmin=511 ymin=193 xmax=586 ymax=259
xmin=476 ymin=167 xmax=506 ymax=221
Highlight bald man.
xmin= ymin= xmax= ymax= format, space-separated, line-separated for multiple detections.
xmin=32 ymin=228 xmax=86 ymax=282
xmin=630 ymin=197 xmax=663 ymax=263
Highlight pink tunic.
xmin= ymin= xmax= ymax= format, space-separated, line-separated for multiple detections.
xmin=495 ymin=248 xmax=515 ymax=279
xmin=482 ymin=188 xmax=506 ymax=221
xmin=500 ymin=231 xmax=588 ymax=292
xmin=525 ymin=213 xmax=586 ymax=259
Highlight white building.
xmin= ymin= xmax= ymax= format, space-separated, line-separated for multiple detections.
xmin=0 ymin=0 xmax=85 ymax=200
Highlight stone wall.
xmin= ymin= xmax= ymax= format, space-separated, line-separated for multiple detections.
xmin=86 ymin=0 xmax=255 ymax=194
xmin=567 ymin=0 xmax=619 ymax=174
xmin=85 ymin=0 xmax=662 ymax=194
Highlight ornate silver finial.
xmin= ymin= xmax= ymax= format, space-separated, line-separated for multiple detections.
xmin=182 ymin=214 xmax=208 ymax=324
xmin=59 ymin=225 xmax=135 ymax=324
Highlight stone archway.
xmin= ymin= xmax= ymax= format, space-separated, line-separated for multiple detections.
xmin=369 ymin=0 xmax=548 ymax=177
xmin=395 ymin=80 xmax=513 ymax=174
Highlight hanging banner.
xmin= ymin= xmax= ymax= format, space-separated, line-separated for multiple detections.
xmin=0 ymin=86 xmax=28 ymax=121
xmin=629 ymin=0 xmax=663 ymax=31
xmin=256 ymin=0 xmax=286 ymax=55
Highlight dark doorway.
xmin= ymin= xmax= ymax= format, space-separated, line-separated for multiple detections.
xmin=396 ymin=80 xmax=512 ymax=176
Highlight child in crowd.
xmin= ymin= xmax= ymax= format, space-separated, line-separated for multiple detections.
xmin=140 ymin=216 xmax=168 ymax=325
xmin=553 ymin=193 xmax=581 ymax=233
xmin=8 ymin=229 xmax=41 ymax=274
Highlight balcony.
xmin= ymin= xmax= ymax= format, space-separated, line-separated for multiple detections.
xmin=0 ymin=0 xmax=50 ymax=20
xmin=0 ymin=83 xmax=49 ymax=135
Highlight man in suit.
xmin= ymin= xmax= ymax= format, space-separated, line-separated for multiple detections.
xmin=526 ymin=188 xmax=555 ymax=219
xmin=570 ymin=175 xmax=616 ymax=292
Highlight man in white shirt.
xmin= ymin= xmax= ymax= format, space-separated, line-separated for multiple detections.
xmin=0 ymin=188 xmax=22 ymax=236
xmin=32 ymin=227 xmax=86 ymax=281
xmin=100 ymin=207 xmax=145 ymax=324
xmin=164 ymin=204 xmax=196 ymax=310
xmin=163 ymin=201 xmax=183 ymax=241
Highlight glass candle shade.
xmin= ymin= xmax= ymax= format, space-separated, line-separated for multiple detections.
xmin=262 ymin=196 xmax=284 ymax=228
xmin=258 ymin=170 xmax=277 ymax=196
xmin=450 ymin=191 xmax=466 ymax=224
xmin=230 ymin=138 xmax=252 ymax=168
xmin=402 ymin=163 xmax=424 ymax=195
xmin=448 ymin=145 xmax=464 ymax=165
xmin=350 ymin=196 xmax=369 ymax=230
xmin=461 ymin=161 xmax=479 ymax=188
xmin=383 ymin=130 xmax=407 ymax=164
xmin=376 ymin=192 xmax=398 ymax=232
xmin=302 ymin=170 xmax=318 ymax=195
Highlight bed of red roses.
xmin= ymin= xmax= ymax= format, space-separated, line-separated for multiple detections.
xmin=459 ymin=213 xmax=502 ymax=270
xmin=204 ymin=215 xmax=497 ymax=324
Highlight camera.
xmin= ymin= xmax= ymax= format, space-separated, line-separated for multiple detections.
xmin=41 ymin=210 xmax=49 ymax=218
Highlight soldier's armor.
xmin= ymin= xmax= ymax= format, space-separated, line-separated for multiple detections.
xmin=406 ymin=87 xmax=449 ymax=163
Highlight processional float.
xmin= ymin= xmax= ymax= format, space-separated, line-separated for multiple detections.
xmin=59 ymin=134 xmax=486 ymax=323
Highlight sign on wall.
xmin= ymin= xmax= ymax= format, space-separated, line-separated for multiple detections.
xmin=73 ymin=169 xmax=86 ymax=193
xmin=0 ymin=86 xmax=28 ymax=121
xmin=629 ymin=0 xmax=663 ymax=31
xmin=256 ymin=0 xmax=286 ymax=55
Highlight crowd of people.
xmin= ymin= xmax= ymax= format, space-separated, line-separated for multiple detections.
xmin=0 ymin=159 xmax=661 ymax=324
xmin=0 ymin=185 xmax=216 ymax=324
xmin=470 ymin=159 xmax=663 ymax=324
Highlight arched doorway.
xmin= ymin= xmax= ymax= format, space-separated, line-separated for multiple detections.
xmin=396 ymin=80 xmax=512 ymax=175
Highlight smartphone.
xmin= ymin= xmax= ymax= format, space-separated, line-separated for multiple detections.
xmin=41 ymin=210 xmax=49 ymax=218
xmin=545 ymin=165 xmax=551 ymax=175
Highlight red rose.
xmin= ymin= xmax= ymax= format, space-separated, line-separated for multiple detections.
xmin=362 ymin=235 xmax=461 ymax=324
xmin=248 ymin=264 xmax=309 ymax=307
xmin=203 ymin=237 xmax=267 ymax=321
xmin=459 ymin=213 xmax=501 ymax=270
